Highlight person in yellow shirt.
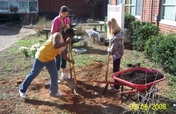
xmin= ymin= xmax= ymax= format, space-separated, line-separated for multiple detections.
xmin=19 ymin=28 xmax=75 ymax=98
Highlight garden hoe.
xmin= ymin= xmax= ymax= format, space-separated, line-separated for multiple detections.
xmin=66 ymin=43 xmax=78 ymax=95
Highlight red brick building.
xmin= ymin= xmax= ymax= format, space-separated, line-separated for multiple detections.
xmin=38 ymin=0 xmax=109 ymax=20
xmin=0 ymin=0 xmax=108 ymax=23
xmin=110 ymin=0 xmax=176 ymax=34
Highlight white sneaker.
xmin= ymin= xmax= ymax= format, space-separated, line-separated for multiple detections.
xmin=19 ymin=90 xmax=26 ymax=98
xmin=50 ymin=92 xmax=62 ymax=97
xmin=61 ymin=73 xmax=69 ymax=80
xmin=57 ymin=80 xmax=61 ymax=83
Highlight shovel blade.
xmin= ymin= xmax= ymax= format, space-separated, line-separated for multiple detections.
xmin=67 ymin=78 xmax=77 ymax=90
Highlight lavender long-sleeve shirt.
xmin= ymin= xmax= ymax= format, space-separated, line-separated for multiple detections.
xmin=50 ymin=15 xmax=70 ymax=34
xmin=109 ymin=31 xmax=124 ymax=61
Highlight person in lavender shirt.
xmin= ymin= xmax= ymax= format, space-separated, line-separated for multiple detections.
xmin=50 ymin=5 xmax=70 ymax=80
xmin=107 ymin=18 xmax=124 ymax=93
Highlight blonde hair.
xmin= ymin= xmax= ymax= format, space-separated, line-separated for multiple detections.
xmin=108 ymin=18 xmax=122 ymax=37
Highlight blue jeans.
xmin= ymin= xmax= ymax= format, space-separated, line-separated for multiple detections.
xmin=55 ymin=49 xmax=67 ymax=71
xmin=19 ymin=58 xmax=58 ymax=95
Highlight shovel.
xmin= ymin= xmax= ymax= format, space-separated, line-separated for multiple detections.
xmin=103 ymin=40 xmax=111 ymax=95
xmin=66 ymin=43 xmax=78 ymax=95
xmin=103 ymin=52 xmax=110 ymax=94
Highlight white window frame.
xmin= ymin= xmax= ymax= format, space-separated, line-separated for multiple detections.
xmin=0 ymin=0 xmax=38 ymax=14
xmin=160 ymin=0 xmax=176 ymax=26
xmin=117 ymin=0 xmax=141 ymax=19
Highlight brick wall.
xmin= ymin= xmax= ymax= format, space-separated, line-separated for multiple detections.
xmin=110 ymin=0 xmax=176 ymax=34
xmin=159 ymin=24 xmax=176 ymax=34
xmin=38 ymin=0 xmax=102 ymax=20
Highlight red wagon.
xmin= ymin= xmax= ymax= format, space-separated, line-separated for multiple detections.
xmin=113 ymin=67 xmax=165 ymax=91
xmin=95 ymin=67 xmax=165 ymax=101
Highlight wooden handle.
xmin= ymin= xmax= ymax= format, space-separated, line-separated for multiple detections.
xmin=105 ymin=52 xmax=110 ymax=81
xmin=105 ymin=39 xmax=111 ymax=81
xmin=68 ymin=43 xmax=77 ymax=84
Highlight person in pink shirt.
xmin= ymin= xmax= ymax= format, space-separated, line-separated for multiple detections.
xmin=50 ymin=5 xmax=70 ymax=80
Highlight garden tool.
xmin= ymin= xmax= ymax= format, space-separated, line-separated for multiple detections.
xmin=103 ymin=40 xmax=111 ymax=95
xmin=66 ymin=43 xmax=78 ymax=95
xmin=103 ymin=52 xmax=110 ymax=94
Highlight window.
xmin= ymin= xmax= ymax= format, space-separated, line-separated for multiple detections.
xmin=161 ymin=0 xmax=176 ymax=21
xmin=117 ymin=0 xmax=141 ymax=16
xmin=0 ymin=1 xmax=8 ymax=12
xmin=19 ymin=2 xmax=29 ymax=12
xmin=29 ymin=2 xmax=37 ymax=12
xmin=0 ymin=0 xmax=38 ymax=13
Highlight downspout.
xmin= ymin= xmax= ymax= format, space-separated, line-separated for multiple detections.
xmin=150 ymin=0 xmax=154 ymax=22
xmin=141 ymin=0 xmax=144 ymax=22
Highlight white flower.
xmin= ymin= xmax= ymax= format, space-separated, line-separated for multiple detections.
xmin=19 ymin=46 xmax=28 ymax=51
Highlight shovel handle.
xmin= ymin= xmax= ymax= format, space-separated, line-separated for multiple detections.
xmin=68 ymin=43 xmax=77 ymax=84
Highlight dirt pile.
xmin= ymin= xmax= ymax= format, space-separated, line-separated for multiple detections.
xmin=118 ymin=70 xmax=164 ymax=84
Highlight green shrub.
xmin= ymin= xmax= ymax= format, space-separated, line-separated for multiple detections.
xmin=144 ymin=32 xmax=176 ymax=75
xmin=124 ymin=13 xmax=135 ymax=29
xmin=124 ymin=14 xmax=135 ymax=42
xmin=86 ymin=18 xmax=94 ymax=23
xmin=131 ymin=21 xmax=159 ymax=51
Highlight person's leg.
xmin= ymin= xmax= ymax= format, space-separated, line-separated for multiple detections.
xmin=61 ymin=49 xmax=69 ymax=79
xmin=55 ymin=54 xmax=61 ymax=71
xmin=45 ymin=59 xmax=59 ymax=95
xmin=112 ymin=57 xmax=121 ymax=89
xmin=19 ymin=58 xmax=45 ymax=93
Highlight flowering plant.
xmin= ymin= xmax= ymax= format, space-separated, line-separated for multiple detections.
xmin=30 ymin=43 xmax=41 ymax=57
xmin=19 ymin=43 xmax=41 ymax=58
xmin=19 ymin=46 xmax=30 ymax=58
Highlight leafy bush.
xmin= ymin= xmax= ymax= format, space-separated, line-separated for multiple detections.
xmin=124 ymin=14 xmax=135 ymax=29
xmin=124 ymin=14 xmax=135 ymax=42
xmin=86 ymin=18 xmax=94 ymax=23
xmin=144 ymin=32 xmax=176 ymax=75
xmin=131 ymin=21 xmax=159 ymax=51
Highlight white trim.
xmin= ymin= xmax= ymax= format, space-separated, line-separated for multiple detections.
xmin=160 ymin=19 xmax=176 ymax=27
xmin=135 ymin=15 xmax=140 ymax=20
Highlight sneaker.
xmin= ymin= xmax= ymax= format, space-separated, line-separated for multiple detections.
xmin=61 ymin=73 xmax=69 ymax=80
xmin=57 ymin=80 xmax=61 ymax=83
xmin=19 ymin=90 xmax=26 ymax=98
xmin=109 ymin=86 xmax=120 ymax=93
xmin=50 ymin=92 xmax=62 ymax=97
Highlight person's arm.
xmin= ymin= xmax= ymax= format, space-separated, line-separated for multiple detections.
xmin=64 ymin=17 xmax=70 ymax=28
xmin=51 ymin=17 xmax=60 ymax=34
xmin=52 ymin=33 xmax=71 ymax=49
xmin=61 ymin=50 xmax=74 ymax=64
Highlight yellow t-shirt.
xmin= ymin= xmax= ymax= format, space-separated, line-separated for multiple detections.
xmin=35 ymin=33 xmax=65 ymax=62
